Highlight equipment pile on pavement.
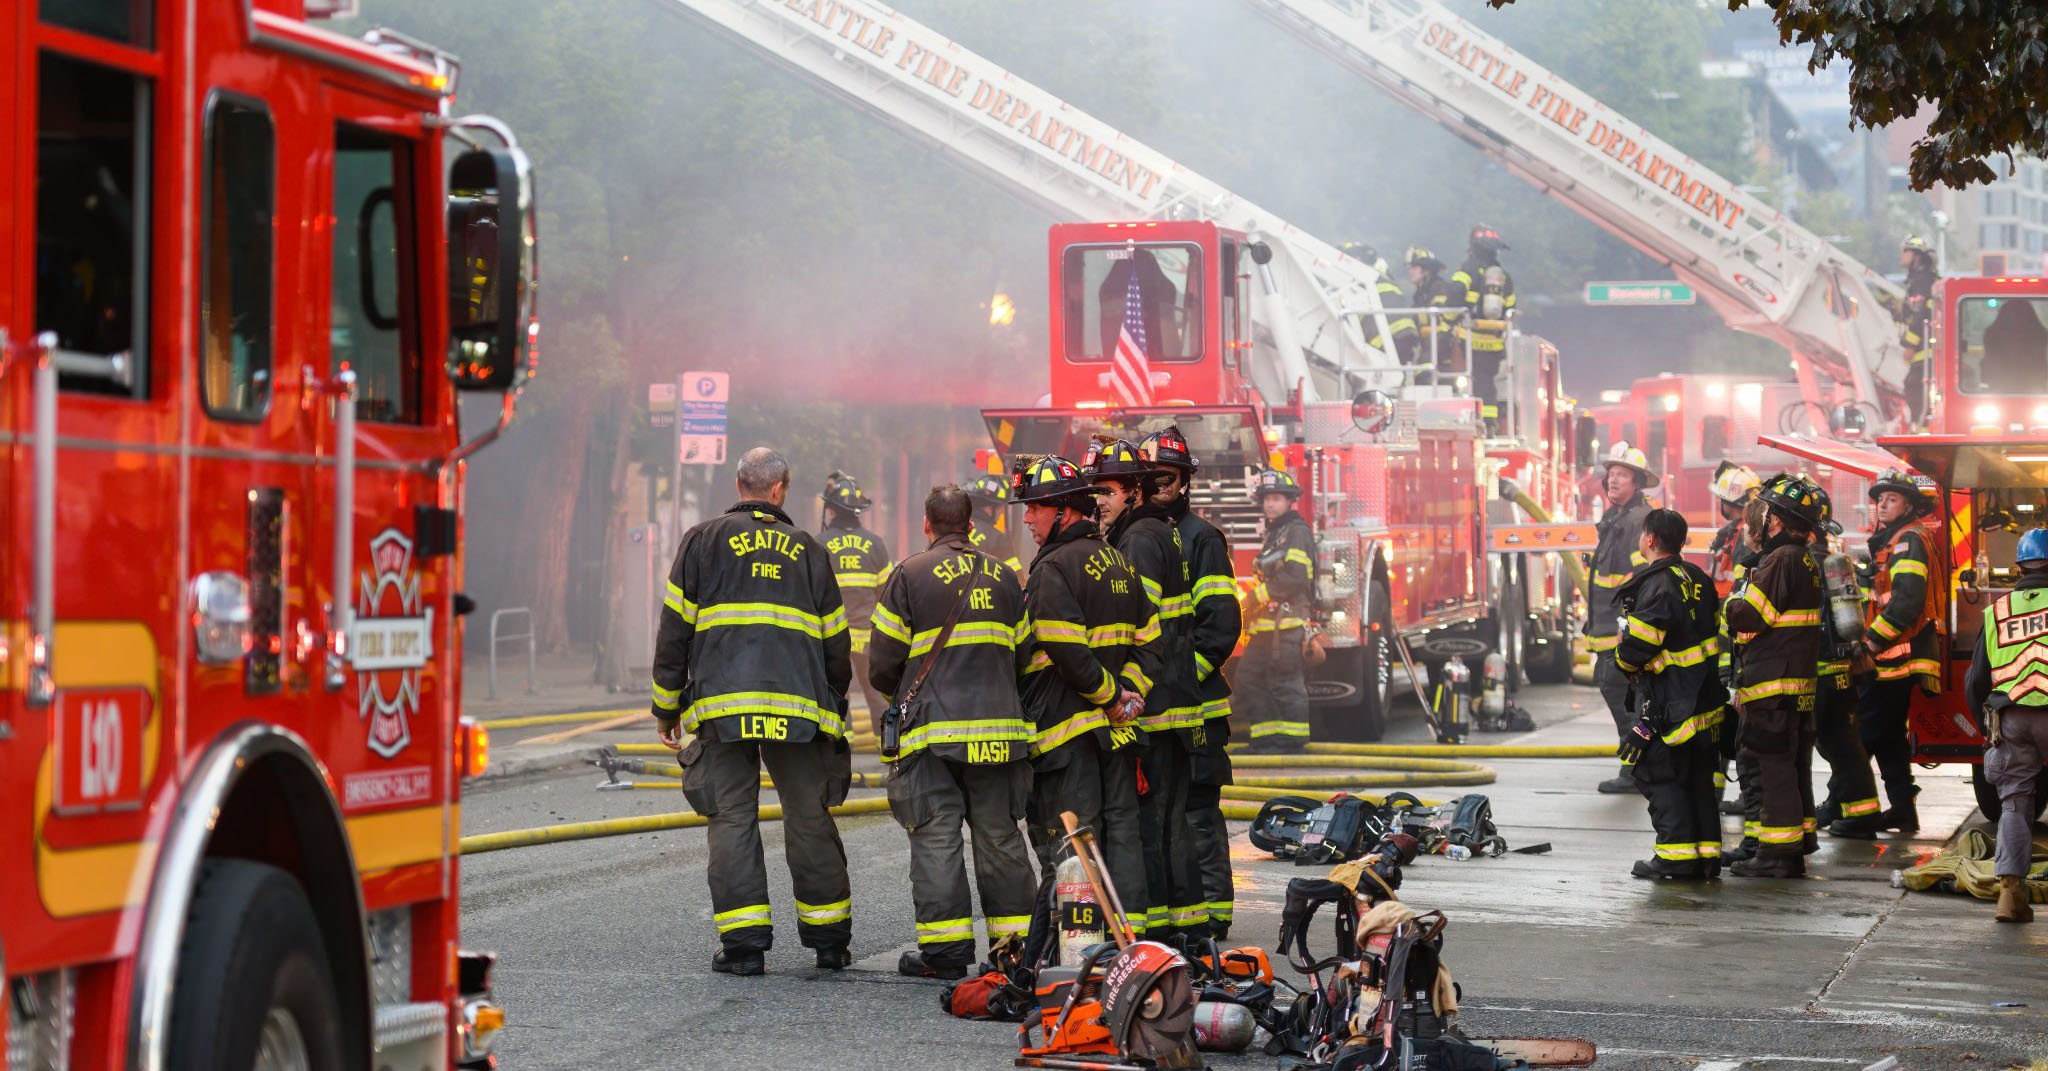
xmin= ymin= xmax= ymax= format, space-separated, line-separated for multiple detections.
xmin=1899 ymin=825 xmax=2048 ymax=903
xmin=1251 ymin=793 xmax=1515 ymax=864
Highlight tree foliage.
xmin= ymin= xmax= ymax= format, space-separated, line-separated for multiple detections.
xmin=1496 ymin=0 xmax=2048 ymax=190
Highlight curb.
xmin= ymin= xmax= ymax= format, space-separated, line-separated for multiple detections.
xmin=473 ymin=742 xmax=607 ymax=783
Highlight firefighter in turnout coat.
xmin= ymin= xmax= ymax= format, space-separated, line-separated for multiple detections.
xmin=1141 ymin=426 xmax=1243 ymax=938
xmin=1614 ymin=509 xmax=1729 ymax=880
xmin=1591 ymin=443 xmax=1658 ymax=793
xmin=1859 ymin=469 xmax=1941 ymax=834
xmin=867 ymin=484 xmax=1037 ymax=979
xmin=653 ymin=448 xmax=854 ymax=976
xmin=1011 ymin=455 xmax=1163 ymax=934
xmin=1723 ymin=475 xmax=1828 ymax=879
xmin=1239 ymin=468 xmax=1317 ymax=752
xmin=820 ymin=473 xmax=894 ymax=734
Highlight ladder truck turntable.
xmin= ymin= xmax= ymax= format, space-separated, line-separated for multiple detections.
xmin=4 ymin=2 xmax=537 ymax=1067
xmin=664 ymin=0 xmax=1586 ymax=740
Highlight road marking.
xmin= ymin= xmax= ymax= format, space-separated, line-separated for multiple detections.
xmin=1599 ymin=1048 xmax=1861 ymax=1066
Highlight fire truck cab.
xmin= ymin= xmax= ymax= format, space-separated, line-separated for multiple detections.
xmin=2 ymin=2 xmax=535 ymax=1068
xmin=986 ymin=221 xmax=1578 ymax=740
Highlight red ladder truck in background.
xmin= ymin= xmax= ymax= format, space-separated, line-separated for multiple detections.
xmin=662 ymin=0 xmax=1586 ymax=741
xmin=2 ymin=1 xmax=536 ymax=1067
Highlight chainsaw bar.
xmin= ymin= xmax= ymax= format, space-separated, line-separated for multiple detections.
xmin=1471 ymin=1037 xmax=1598 ymax=1067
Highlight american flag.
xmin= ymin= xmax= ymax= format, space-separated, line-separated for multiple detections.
xmin=1110 ymin=264 xmax=1154 ymax=406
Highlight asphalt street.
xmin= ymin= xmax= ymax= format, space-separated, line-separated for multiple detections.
xmin=460 ymin=682 xmax=2048 ymax=1070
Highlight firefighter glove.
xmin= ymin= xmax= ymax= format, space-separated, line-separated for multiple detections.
xmin=1616 ymin=718 xmax=1656 ymax=766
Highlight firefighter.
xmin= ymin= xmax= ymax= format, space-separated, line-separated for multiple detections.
xmin=1964 ymin=527 xmax=2048 ymax=924
xmin=964 ymin=474 xmax=1026 ymax=577
xmin=1898 ymin=236 xmax=1936 ymax=427
xmin=1140 ymin=425 xmax=1242 ymax=939
xmin=1807 ymin=486 xmax=1885 ymax=840
xmin=652 ymin=447 xmax=854 ymax=976
xmin=1405 ymin=246 xmax=1462 ymax=381
xmin=1589 ymin=442 xmax=1659 ymax=794
xmin=1010 ymin=454 xmax=1160 ymax=935
xmin=1345 ymin=242 xmax=1418 ymax=365
xmin=1859 ymin=469 xmax=1940 ymax=834
xmin=1724 ymin=475 xmax=1827 ymax=879
xmin=867 ymin=484 xmax=1037 ymax=978
xmin=1613 ymin=508 xmax=1728 ymax=880
xmin=1085 ymin=437 xmax=1203 ymax=940
xmin=1706 ymin=461 xmax=1760 ymax=816
xmin=1240 ymin=468 xmax=1317 ymax=753
xmin=820 ymin=473 xmax=894 ymax=735
xmin=1450 ymin=225 xmax=1517 ymax=419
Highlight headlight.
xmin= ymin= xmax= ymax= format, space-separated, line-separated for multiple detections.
xmin=1973 ymin=402 xmax=2002 ymax=428
xmin=2031 ymin=403 xmax=2048 ymax=430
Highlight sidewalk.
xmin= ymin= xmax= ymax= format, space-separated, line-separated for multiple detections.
xmin=462 ymin=646 xmax=650 ymax=781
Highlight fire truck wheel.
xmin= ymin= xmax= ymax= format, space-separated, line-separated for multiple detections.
xmin=168 ymin=859 xmax=346 ymax=1071
xmin=1522 ymin=633 xmax=1573 ymax=685
xmin=1971 ymin=764 xmax=2048 ymax=825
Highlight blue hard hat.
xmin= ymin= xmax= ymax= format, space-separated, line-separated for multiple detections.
xmin=2019 ymin=528 xmax=2048 ymax=568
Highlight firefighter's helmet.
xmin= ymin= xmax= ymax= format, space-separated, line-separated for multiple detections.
xmin=1708 ymin=461 xmax=1761 ymax=505
xmin=1340 ymin=241 xmax=1377 ymax=264
xmin=2017 ymin=528 xmax=2048 ymax=568
xmin=1757 ymin=474 xmax=1827 ymax=531
xmin=1868 ymin=467 xmax=1933 ymax=515
xmin=1405 ymin=245 xmax=1437 ymax=268
xmin=1083 ymin=437 xmax=1169 ymax=483
xmin=1901 ymin=235 xmax=1933 ymax=255
xmin=1809 ymin=482 xmax=1845 ymax=537
xmin=1602 ymin=441 xmax=1660 ymax=489
xmin=1251 ymin=467 xmax=1302 ymax=502
xmin=1010 ymin=455 xmax=1107 ymax=507
xmin=1138 ymin=425 xmax=1199 ymax=472
xmin=964 ymin=474 xmax=1009 ymax=506
xmin=1468 ymin=224 xmax=1509 ymax=253
xmin=821 ymin=472 xmax=872 ymax=513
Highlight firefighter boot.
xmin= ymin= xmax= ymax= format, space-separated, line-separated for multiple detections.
xmin=1826 ymin=813 xmax=1884 ymax=839
xmin=1631 ymin=858 xmax=1704 ymax=882
xmin=897 ymin=949 xmax=969 ymax=980
xmin=1597 ymin=769 xmax=1637 ymax=795
xmin=1729 ymin=854 xmax=1805 ymax=879
xmin=1879 ymin=787 xmax=1921 ymax=835
xmin=815 ymin=947 xmax=853 ymax=971
xmin=1996 ymin=875 xmax=2035 ymax=924
xmin=1721 ymin=837 xmax=1760 ymax=864
xmin=713 ymin=949 xmax=766 ymax=976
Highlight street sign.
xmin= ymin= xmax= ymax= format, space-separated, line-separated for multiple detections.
xmin=1583 ymin=281 xmax=1695 ymax=306
xmin=677 ymin=371 xmax=729 ymax=466
xmin=648 ymin=382 xmax=677 ymax=427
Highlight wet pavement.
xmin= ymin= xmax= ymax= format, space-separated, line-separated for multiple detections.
xmin=459 ymin=681 xmax=2048 ymax=1070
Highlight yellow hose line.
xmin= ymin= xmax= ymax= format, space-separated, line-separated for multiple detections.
xmin=1298 ymin=742 xmax=1613 ymax=759
xmin=476 ymin=708 xmax=643 ymax=730
xmin=1506 ymin=486 xmax=1590 ymax=592
xmin=459 ymin=796 xmax=895 ymax=854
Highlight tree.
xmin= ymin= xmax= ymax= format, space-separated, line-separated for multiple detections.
xmin=1493 ymin=0 xmax=2048 ymax=190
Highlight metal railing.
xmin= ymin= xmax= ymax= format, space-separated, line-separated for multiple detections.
xmin=487 ymin=607 xmax=535 ymax=700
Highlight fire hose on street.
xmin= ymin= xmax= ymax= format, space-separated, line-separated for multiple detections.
xmin=457 ymin=739 xmax=1613 ymax=855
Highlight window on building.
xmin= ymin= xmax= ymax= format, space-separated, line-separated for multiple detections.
xmin=37 ymin=52 xmax=151 ymax=398
xmin=330 ymin=123 xmax=420 ymax=424
xmin=201 ymin=98 xmax=275 ymax=419
xmin=2004 ymin=223 xmax=2020 ymax=248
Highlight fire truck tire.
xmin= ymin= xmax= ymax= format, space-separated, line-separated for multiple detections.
xmin=168 ymin=859 xmax=346 ymax=1071
xmin=1971 ymin=763 xmax=2048 ymax=824
xmin=1522 ymin=632 xmax=1573 ymax=684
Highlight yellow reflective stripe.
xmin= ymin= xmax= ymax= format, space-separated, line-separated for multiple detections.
xmin=1625 ymin=616 xmax=1665 ymax=644
xmin=1024 ymin=650 xmax=1052 ymax=674
xmin=1035 ymin=620 xmax=1088 ymax=644
xmin=1160 ymin=594 xmax=1193 ymax=619
xmin=1655 ymin=844 xmax=1700 ymax=861
xmin=895 ymin=718 xmax=1033 ymax=757
xmin=1283 ymin=548 xmax=1313 ymax=568
xmin=1169 ymin=904 xmax=1210 ymax=926
xmin=797 ymin=898 xmax=851 ymax=925
xmin=1869 ymin=615 xmax=1902 ymax=642
xmin=1194 ymin=652 xmax=1217 ymax=680
xmin=915 ymin=918 xmax=975 ymax=944
xmin=871 ymin=605 xmax=911 ymax=645
xmin=1200 ymin=698 xmax=1231 ymax=720
xmin=1890 ymin=558 xmax=1928 ymax=579
xmin=1660 ymin=706 xmax=1723 ymax=745
xmin=696 ymin=602 xmax=843 ymax=638
xmin=1206 ymin=901 xmax=1234 ymax=921
xmin=1249 ymin=720 xmax=1310 ymax=739
xmin=835 ymin=571 xmax=885 ymax=588
xmin=1734 ymin=678 xmax=1815 ymax=703
xmin=1120 ymin=662 xmax=1154 ymax=696
xmin=1138 ymin=705 xmax=1202 ymax=732
xmin=1757 ymin=826 xmax=1804 ymax=845
xmin=1592 ymin=571 xmax=1629 ymax=589
xmin=1585 ymin=633 xmax=1620 ymax=652
xmin=1877 ymin=657 xmax=1941 ymax=681
xmin=1141 ymin=575 xmax=1165 ymax=604
xmin=986 ymin=915 xmax=1032 ymax=938
xmin=1084 ymin=668 xmax=1119 ymax=706
xmin=665 ymin=581 xmax=696 ymax=622
xmin=1133 ymin=614 xmax=1162 ymax=646
xmin=684 ymin=692 xmax=847 ymax=736
xmin=1088 ymin=622 xmax=1139 ymax=646
xmin=1697 ymin=842 xmax=1722 ymax=858
xmin=1192 ymin=575 xmax=1237 ymax=603
xmin=1739 ymin=586 xmax=1818 ymax=628
xmin=1840 ymin=797 xmax=1881 ymax=817
xmin=1013 ymin=616 xmax=1034 ymax=647
xmin=908 ymin=621 xmax=1020 ymax=658
xmin=1645 ymin=638 xmax=1718 ymax=673
xmin=715 ymin=904 xmax=772 ymax=931
xmin=1033 ymin=708 xmax=1110 ymax=754
xmin=652 ymin=681 xmax=683 ymax=712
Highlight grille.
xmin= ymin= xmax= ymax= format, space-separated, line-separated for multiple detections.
xmin=368 ymin=908 xmax=413 ymax=1007
xmin=7 ymin=971 xmax=74 ymax=1071
xmin=1188 ymin=471 xmax=1262 ymax=551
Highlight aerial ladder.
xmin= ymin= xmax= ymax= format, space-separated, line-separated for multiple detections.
xmin=659 ymin=0 xmax=1411 ymax=408
xmin=1240 ymin=0 xmax=1907 ymax=427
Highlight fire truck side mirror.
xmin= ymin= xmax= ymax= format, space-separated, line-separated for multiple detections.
xmin=1351 ymin=388 xmax=1395 ymax=434
xmin=447 ymin=147 xmax=537 ymax=394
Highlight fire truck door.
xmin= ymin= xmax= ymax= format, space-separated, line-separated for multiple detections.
xmin=318 ymin=87 xmax=451 ymax=824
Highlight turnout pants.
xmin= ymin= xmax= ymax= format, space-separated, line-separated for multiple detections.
xmin=1986 ymin=707 xmax=2048 ymax=877
xmin=885 ymin=752 xmax=1037 ymax=966
xmin=1138 ymin=730 xmax=1204 ymax=938
xmin=1029 ymin=737 xmax=1151 ymax=935
xmin=1634 ymin=733 xmax=1722 ymax=869
xmin=1185 ymin=717 xmax=1236 ymax=937
xmin=682 ymin=735 xmax=852 ymax=953
xmin=1594 ymin=651 xmax=1631 ymax=740
xmin=1815 ymin=672 xmax=1880 ymax=822
xmin=1858 ymin=676 xmax=1919 ymax=812
xmin=848 ymin=635 xmax=889 ymax=737
xmin=1237 ymin=629 xmax=1309 ymax=748
xmin=1738 ymin=697 xmax=1816 ymax=859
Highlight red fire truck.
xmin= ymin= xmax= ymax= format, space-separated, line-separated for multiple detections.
xmin=985 ymin=221 xmax=1579 ymax=741
xmin=3 ymin=2 xmax=535 ymax=1068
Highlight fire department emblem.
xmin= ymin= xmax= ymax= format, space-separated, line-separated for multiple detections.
xmin=354 ymin=528 xmax=434 ymax=759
